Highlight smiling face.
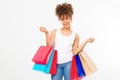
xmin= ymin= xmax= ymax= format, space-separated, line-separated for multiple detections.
xmin=60 ymin=15 xmax=72 ymax=29
xmin=55 ymin=2 xmax=73 ymax=29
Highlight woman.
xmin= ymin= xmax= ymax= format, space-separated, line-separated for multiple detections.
xmin=40 ymin=2 xmax=94 ymax=80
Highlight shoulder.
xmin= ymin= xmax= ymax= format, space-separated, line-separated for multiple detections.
xmin=52 ymin=28 xmax=57 ymax=32
xmin=75 ymin=33 xmax=79 ymax=38
xmin=74 ymin=33 xmax=79 ymax=42
xmin=51 ymin=28 xmax=57 ymax=35
xmin=51 ymin=28 xmax=57 ymax=33
xmin=72 ymin=31 xmax=79 ymax=39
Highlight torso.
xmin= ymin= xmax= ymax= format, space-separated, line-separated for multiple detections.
xmin=54 ymin=28 xmax=76 ymax=64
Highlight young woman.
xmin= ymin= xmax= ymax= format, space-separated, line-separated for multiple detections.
xmin=40 ymin=2 xmax=94 ymax=80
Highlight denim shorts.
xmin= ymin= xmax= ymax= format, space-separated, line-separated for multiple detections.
xmin=51 ymin=61 xmax=72 ymax=80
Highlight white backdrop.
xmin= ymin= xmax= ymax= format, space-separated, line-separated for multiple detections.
xmin=1 ymin=0 xmax=120 ymax=80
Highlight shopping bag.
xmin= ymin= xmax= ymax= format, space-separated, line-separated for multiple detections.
xmin=32 ymin=49 xmax=54 ymax=74
xmin=79 ymin=51 xmax=97 ymax=75
xmin=71 ymin=56 xmax=79 ymax=80
xmin=75 ymin=54 xmax=86 ymax=77
xmin=49 ymin=50 xmax=57 ymax=74
xmin=32 ymin=46 xmax=52 ymax=64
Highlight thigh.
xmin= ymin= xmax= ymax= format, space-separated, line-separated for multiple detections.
xmin=63 ymin=61 xmax=72 ymax=80
xmin=51 ymin=64 xmax=63 ymax=80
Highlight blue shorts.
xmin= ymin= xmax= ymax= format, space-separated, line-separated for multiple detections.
xmin=51 ymin=61 xmax=72 ymax=80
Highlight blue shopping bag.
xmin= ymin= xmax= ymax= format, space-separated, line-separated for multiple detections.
xmin=75 ymin=54 xmax=86 ymax=77
xmin=32 ymin=49 xmax=54 ymax=74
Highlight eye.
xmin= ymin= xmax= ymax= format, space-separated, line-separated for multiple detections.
xmin=61 ymin=18 xmax=64 ymax=21
xmin=60 ymin=16 xmax=64 ymax=21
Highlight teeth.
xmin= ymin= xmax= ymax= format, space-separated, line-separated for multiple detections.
xmin=64 ymin=23 xmax=68 ymax=26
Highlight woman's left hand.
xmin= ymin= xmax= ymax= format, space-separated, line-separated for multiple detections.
xmin=86 ymin=37 xmax=95 ymax=43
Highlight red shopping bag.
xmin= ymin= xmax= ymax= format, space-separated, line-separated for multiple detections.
xmin=50 ymin=50 xmax=57 ymax=74
xmin=71 ymin=56 xmax=79 ymax=80
xmin=32 ymin=46 xmax=52 ymax=64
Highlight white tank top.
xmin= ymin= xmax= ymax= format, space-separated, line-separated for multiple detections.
xmin=55 ymin=29 xmax=76 ymax=64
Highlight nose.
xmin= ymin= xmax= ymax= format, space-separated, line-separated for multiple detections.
xmin=63 ymin=19 xmax=67 ymax=23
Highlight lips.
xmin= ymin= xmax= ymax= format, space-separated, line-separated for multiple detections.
xmin=63 ymin=23 xmax=68 ymax=26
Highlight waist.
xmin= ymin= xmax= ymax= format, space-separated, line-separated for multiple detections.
xmin=57 ymin=51 xmax=73 ymax=64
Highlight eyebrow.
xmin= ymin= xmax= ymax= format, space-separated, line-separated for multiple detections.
xmin=60 ymin=15 xmax=68 ymax=20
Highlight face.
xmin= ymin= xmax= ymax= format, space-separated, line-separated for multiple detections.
xmin=60 ymin=15 xmax=72 ymax=29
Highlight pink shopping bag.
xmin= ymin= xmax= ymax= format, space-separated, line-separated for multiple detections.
xmin=32 ymin=46 xmax=52 ymax=64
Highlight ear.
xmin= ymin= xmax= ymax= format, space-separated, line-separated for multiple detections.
xmin=71 ymin=17 xmax=72 ymax=21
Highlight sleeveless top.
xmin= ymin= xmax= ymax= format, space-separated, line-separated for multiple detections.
xmin=55 ymin=29 xmax=76 ymax=64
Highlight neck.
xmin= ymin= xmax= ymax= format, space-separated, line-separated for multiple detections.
xmin=62 ymin=26 xmax=71 ymax=31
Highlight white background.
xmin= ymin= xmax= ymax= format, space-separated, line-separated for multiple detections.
xmin=1 ymin=0 xmax=120 ymax=80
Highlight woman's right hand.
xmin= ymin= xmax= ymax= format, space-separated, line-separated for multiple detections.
xmin=39 ymin=26 xmax=48 ymax=33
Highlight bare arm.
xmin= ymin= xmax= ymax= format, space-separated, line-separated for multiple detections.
xmin=39 ymin=26 xmax=56 ymax=46
xmin=75 ymin=37 xmax=95 ymax=53
xmin=39 ymin=26 xmax=50 ymax=46
xmin=72 ymin=34 xmax=79 ymax=54
xmin=48 ymin=29 xmax=56 ymax=46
